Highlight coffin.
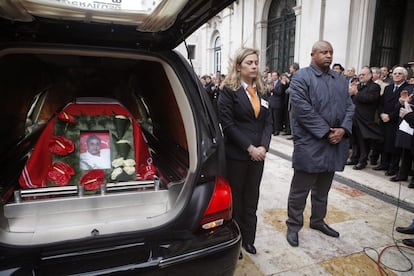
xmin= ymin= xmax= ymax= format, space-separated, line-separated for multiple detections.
xmin=18 ymin=97 xmax=157 ymax=196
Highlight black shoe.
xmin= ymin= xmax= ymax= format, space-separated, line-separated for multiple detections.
xmin=273 ymin=131 xmax=280 ymax=136
xmin=396 ymin=225 xmax=414 ymax=234
xmin=353 ymin=163 xmax=366 ymax=170
xmin=239 ymin=252 xmax=243 ymax=260
xmin=402 ymin=238 xmax=414 ymax=247
xmin=286 ymin=136 xmax=293 ymax=140
xmin=409 ymin=181 xmax=414 ymax=189
xmin=310 ymin=223 xmax=340 ymax=238
xmin=286 ymin=229 xmax=299 ymax=247
xmin=346 ymin=160 xmax=357 ymax=165
xmin=242 ymin=243 xmax=256 ymax=254
xmin=385 ymin=169 xmax=397 ymax=176
xmin=370 ymin=160 xmax=378 ymax=166
xmin=373 ymin=165 xmax=388 ymax=171
xmin=390 ymin=175 xmax=408 ymax=182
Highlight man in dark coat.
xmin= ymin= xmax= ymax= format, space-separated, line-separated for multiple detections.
xmin=285 ymin=41 xmax=354 ymax=247
xmin=347 ymin=66 xmax=382 ymax=170
xmin=388 ymin=67 xmax=414 ymax=182
xmin=268 ymin=71 xmax=287 ymax=135
xmin=394 ymin=89 xmax=414 ymax=248
xmin=284 ymin=62 xmax=299 ymax=137
xmin=375 ymin=66 xmax=413 ymax=177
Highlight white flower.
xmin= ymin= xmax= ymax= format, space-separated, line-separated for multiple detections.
xmin=116 ymin=140 xmax=130 ymax=144
xmin=112 ymin=157 xmax=124 ymax=168
xmin=111 ymin=167 xmax=123 ymax=180
xmin=123 ymin=159 xmax=136 ymax=167
xmin=123 ymin=166 xmax=135 ymax=175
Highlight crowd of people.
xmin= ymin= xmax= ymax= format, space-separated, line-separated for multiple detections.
xmin=339 ymin=64 xmax=414 ymax=185
xmin=198 ymin=41 xmax=414 ymax=253
xmin=200 ymin=52 xmax=414 ymax=187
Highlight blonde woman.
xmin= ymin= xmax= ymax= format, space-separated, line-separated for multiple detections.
xmin=218 ymin=47 xmax=272 ymax=257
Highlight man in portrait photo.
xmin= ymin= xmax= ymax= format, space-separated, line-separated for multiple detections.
xmin=80 ymin=134 xmax=111 ymax=170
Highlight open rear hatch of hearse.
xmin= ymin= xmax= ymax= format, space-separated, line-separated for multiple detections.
xmin=0 ymin=50 xmax=197 ymax=245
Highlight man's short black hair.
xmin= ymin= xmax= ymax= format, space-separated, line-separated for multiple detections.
xmin=333 ymin=63 xmax=344 ymax=71
xmin=86 ymin=135 xmax=101 ymax=145
xmin=290 ymin=62 xmax=300 ymax=71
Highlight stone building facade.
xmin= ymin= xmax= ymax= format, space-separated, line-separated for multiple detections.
xmin=176 ymin=0 xmax=414 ymax=76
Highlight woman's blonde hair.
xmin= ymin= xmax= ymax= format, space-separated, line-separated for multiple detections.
xmin=220 ymin=47 xmax=265 ymax=94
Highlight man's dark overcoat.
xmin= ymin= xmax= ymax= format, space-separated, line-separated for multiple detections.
xmin=378 ymin=81 xmax=413 ymax=153
xmin=289 ymin=64 xmax=355 ymax=173
xmin=269 ymin=81 xmax=286 ymax=109
xmin=394 ymin=83 xmax=414 ymax=149
xmin=352 ymin=79 xmax=382 ymax=141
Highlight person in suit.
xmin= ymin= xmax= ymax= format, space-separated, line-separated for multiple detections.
xmin=332 ymin=63 xmax=345 ymax=75
xmin=347 ymin=66 xmax=382 ymax=170
xmin=394 ymin=93 xmax=414 ymax=247
xmin=372 ymin=67 xmax=390 ymax=96
xmin=374 ymin=66 xmax=412 ymax=177
xmin=285 ymin=40 xmax=354 ymax=247
xmin=268 ymin=70 xmax=286 ymax=135
xmin=345 ymin=67 xmax=357 ymax=84
xmin=381 ymin=66 xmax=393 ymax=84
xmin=368 ymin=67 xmax=390 ymax=166
xmin=208 ymin=76 xmax=222 ymax=115
xmin=388 ymin=67 xmax=414 ymax=182
xmin=284 ymin=62 xmax=299 ymax=139
xmin=218 ymin=47 xmax=272 ymax=256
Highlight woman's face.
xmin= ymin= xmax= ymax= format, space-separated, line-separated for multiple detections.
xmin=237 ymin=53 xmax=258 ymax=84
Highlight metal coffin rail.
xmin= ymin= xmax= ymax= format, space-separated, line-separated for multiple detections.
xmin=4 ymin=178 xmax=171 ymax=234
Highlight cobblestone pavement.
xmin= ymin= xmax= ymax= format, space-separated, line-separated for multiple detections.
xmin=234 ymin=135 xmax=414 ymax=275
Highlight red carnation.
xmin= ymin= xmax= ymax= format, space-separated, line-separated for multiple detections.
xmin=80 ymin=169 xmax=105 ymax=191
xmin=47 ymin=162 xmax=75 ymax=186
xmin=57 ymin=111 xmax=76 ymax=124
xmin=49 ymin=136 xmax=75 ymax=155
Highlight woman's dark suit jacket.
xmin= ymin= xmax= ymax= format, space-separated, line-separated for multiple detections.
xmin=218 ymin=85 xmax=273 ymax=161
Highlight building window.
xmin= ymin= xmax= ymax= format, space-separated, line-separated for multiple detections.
xmin=266 ymin=0 xmax=296 ymax=72
xmin=214 ymin=36 xmax=221 ymax=73
xmin=370 ymin=0 xmax=406 ymax=68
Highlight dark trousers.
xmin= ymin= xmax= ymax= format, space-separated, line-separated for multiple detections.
xmin=227 ymin=158 xmax=264 ymax=245
xmin=284 ymin=95 xmax=291 ymax=134
xmin=286 ymin=170 xmax=335 ymax=232
xmin=370 ymin=140 xmax=382 ymax=163
xmin=350 ymin=124 xmax=370 ymax=165
xmin=380 ymin=151 xmax=401 ymax=172
xmin=398 ymin=149 xmax=413 ymax=178
xmin=272 ymin=107 xmax=284 ymax=133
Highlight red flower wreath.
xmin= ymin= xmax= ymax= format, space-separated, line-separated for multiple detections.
xmin=49 ymin=136 xmax=75 ymax=155
xmin=80 ymin=169 xmax=106 ymax=191
xmin=47 ymin=162 xmax=75 ymax=186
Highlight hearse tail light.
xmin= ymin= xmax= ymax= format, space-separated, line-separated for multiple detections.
xmin=200 ymin=176 xmax=232 ymax=230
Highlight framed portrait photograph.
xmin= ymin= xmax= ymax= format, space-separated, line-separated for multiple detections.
xmin=79 ymin=131 xmax=111 ymax=170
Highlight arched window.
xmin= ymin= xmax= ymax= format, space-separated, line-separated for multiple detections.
xmin=213 ymin=36 xmax=221 ymax=73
